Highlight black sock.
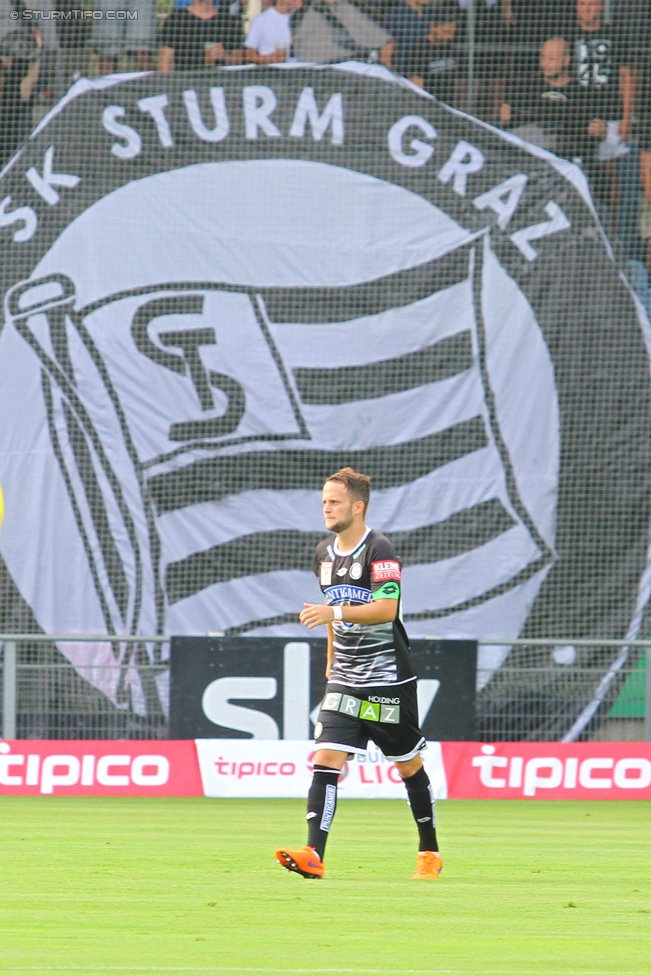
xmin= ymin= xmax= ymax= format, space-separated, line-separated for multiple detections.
xmin=306 ymin=765 xmax=339 ymax=859
xmin=403 ymin=766 xmax=438 ymax=852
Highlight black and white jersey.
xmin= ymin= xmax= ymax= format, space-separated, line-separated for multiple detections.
xmin=570 ymin=25 xmax=628 ymax=120
xmin=313 ymin=527 xmax=415 ymax=687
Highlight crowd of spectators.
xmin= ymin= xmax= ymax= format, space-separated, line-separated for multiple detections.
xmin=2 ymin=0 xmax=651 ymax=279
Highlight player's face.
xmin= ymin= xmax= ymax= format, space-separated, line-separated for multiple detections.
xmin=322 ymin=480 xmax=356 ymax=534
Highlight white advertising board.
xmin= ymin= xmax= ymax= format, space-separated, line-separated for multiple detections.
xmin=194 ymin=739 xmax=447 ymax=799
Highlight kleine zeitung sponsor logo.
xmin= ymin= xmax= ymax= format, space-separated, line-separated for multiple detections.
xmin=0 ymin=742 xmax=170 ymax=794
xmin=370 ymin=560 xmax=401 ymax=582
xmin=471 ymin=744 xmax=651 ymax=796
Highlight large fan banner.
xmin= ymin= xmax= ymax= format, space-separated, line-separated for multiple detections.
xmin=0 ymin=64 xmax=650 ymax=737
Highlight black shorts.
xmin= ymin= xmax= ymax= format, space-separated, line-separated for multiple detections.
xmin=313 ymin=679 xmax=426 ymax=762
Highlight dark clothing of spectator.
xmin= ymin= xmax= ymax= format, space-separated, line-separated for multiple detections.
xmin=505 ymin=73 xmax=588 ymax=159
xmin=509 ymin=0 xmax=572 ymax=44
xmin=616 ymin=0 xmax=651 ymax=56
xmin=0 ymin=21 xmax=40 ymax=164
xmin=637 ymin=88 xmax=651 ymax=154
xmin=385 ymin=1 xmax=432 ymax=74
xmin=457 ymin=0 xmax=506 ymax=79
xmin=0 ymin=59 xmax=34 ymax=164
xmin=569 ymin=21 xmax=629 ymax=121
xmin=507 ymin=0 xmax=572 ymax=75
xmin=159 ymin=7 xmax=242 ymax=69
xmin=404 ymin=37 xmax=458 ymax=103
xmin=56 ymin=0 xmax=92 ymax=51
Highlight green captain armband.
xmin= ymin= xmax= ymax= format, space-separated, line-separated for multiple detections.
xmin=373 ymin=580 xmax=401 ymax=600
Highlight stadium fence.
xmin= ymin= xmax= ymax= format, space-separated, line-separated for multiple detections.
xmin=1 ymin=635 xmax=649 ymax=743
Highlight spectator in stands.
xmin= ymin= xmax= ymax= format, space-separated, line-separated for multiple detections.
xmin=505 ymin=0 xmax=573 ymax=77
xmin=385 ymin=0 xmax=433 ymax=76
xmin=292 ymin=0 xmax=394 ymax=67
xmin=457 ymin=0 xmax=512 ymax=120
xmin=565 ymin=0 xmax=634 ymax=206
xmin=569 ymin=0 xmax=634 ymax=148
xmin=0 ymin=0 xmax=57 ymax=103
xmin=0 ymin=24 xmax=41 ymax=165
xmin=500 ymin=36 xmax=587 ymax=158
xmin=167 ymin=0 xmax=248 ymax=50
xmin=221 ymin=0 xmax=248 ymax=52
xmin=404 ymin=1 xmax=459 ymax=103
xmin=94 ymin=0 xmax=156 ymax=74
xmin=638 ymin=90 xmax=651 ymax=275
xmin=159 ymin=0 xmax=244 ymax=71
xmin=245 ymin=0 xmax=302 ymax=64
xmin=55 ymin=0 xmax=91 ymax=93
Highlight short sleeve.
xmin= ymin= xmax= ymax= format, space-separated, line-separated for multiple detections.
xmin=159 ymin=11 xmax=180 ymax=48
xmin=245 ymin=13 xmax=263 ymax=49
xmin=403 ymin=40 xmax=428 ymax=78
xmin=221 ymin=9 xmax=244 ymax=49
xmin=368 ymin=536 xmax=402 ymax=600
xmin=614 ymin=26 xmax=632 ymax=69
xmin=384 ymin=8 xmax=400 ymax=37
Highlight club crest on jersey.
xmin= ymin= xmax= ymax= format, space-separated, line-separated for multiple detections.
xmin=350 ymin=562 xmax=363 ymax=580
xmin=371 ymin=560 xmax=401 ymax=583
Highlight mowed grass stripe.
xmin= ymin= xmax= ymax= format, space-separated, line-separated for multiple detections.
xmin=1 ymin=969 xmax=651 ymax=975
xmin=1 ymin=968 xmax=650 ymax=975
xmin=0 ymin=798 xmax=648 ymax=975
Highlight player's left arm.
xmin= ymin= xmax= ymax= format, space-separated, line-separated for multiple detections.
xmin=300 ymin=597 xmax=398 ymax=628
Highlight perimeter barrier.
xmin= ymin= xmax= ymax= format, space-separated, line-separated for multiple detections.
xmin=1 ymin=635 xmax=649 ymax=743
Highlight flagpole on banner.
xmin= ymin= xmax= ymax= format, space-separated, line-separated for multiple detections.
xmin=467 ymin=0 xmax=476 ymax=116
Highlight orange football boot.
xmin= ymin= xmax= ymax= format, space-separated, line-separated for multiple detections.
xmin=275 ymin=845 xmax=325 ymax=879
xmin=412 ymin=850 xmax=443 ymax=879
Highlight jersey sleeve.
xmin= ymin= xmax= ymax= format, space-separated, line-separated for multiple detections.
xmin=368 ymin=536 xmax=402 ymax=601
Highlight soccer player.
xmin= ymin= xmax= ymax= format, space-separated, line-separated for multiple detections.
xmin=275 ymin=468 xmax=441 ymax=881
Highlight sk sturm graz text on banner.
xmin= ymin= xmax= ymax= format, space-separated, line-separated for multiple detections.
xmin=0 ymin=65 xmax=650 ymax=739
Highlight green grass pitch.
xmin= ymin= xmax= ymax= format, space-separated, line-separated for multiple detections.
xmin=0 ymin=797 xmax=649 ymax=976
